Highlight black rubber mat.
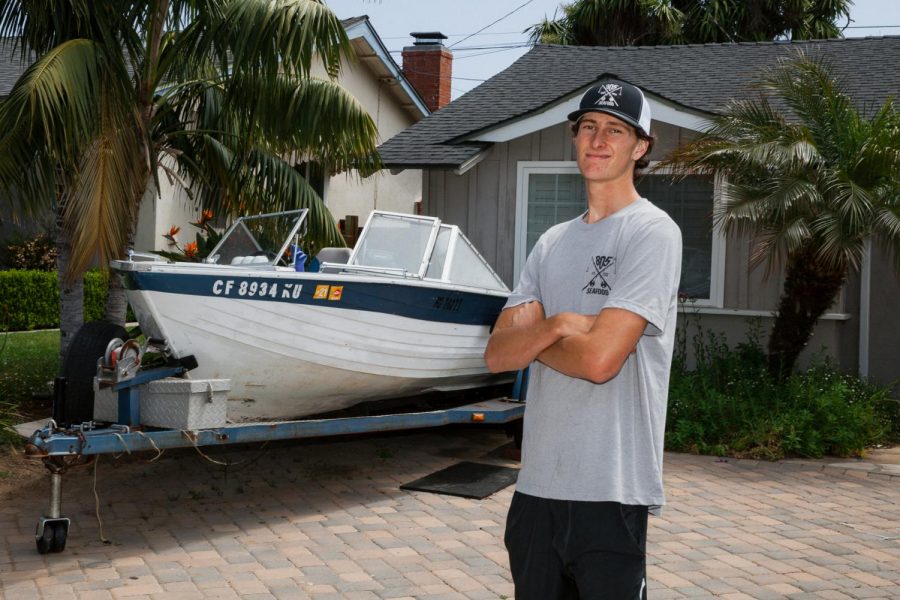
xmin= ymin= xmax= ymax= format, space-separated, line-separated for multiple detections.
xmin=401 ymin=461 xmax=519 ymax=499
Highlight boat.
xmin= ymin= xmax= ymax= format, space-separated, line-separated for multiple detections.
xmin=110 ymin=210 xmax=511 ymax=422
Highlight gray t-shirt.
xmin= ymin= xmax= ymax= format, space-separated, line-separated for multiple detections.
xmin=506 ymin=198 xmax=682 ymax=509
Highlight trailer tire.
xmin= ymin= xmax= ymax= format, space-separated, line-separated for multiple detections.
xmin=60 ymin=321 xmax=129 ymax=425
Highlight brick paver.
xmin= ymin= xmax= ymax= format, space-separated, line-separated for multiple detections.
xmin=1 ymin=426 xmax=898 ymax=599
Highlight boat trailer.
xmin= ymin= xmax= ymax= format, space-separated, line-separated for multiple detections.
xmin=21 ymin=346 xmax=526 ymax=555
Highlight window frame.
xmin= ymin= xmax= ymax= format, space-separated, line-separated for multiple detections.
xmin=514 ymin=160 xmax=726 ymax=307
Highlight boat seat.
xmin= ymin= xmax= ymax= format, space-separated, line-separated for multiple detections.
xmin=230 ymin=255 xmax=269 ymax=265
xmin=315 ymin=247 xmax=352 ymax=266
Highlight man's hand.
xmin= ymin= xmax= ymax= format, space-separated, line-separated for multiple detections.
xmin=484 ymin=303 xmax=598 ymax=373
xmin=552 ymin=312 xmax=596 ymax=338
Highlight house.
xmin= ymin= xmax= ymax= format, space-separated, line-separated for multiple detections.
xmin=134 ymin=15 xmax=432 ymax=252
xmin=378 ymin=37 xmax=900 ymax=387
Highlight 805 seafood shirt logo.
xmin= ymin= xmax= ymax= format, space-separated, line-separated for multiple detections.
xmin=583 ymin=256 xmax=615 ymax=295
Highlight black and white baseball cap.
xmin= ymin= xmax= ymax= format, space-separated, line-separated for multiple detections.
xmin=567 ymin=78 xmax=652 ymax=137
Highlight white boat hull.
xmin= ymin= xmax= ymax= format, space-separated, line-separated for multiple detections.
xmin=122 ymin=269 xmax=509 ymax=422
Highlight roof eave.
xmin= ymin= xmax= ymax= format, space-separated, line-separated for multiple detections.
xmin=343 ymin=17 xmax=430 ymax=119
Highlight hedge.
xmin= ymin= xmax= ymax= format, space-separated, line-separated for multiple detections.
xmin=0 ymin=270 xmax=109 ymax=331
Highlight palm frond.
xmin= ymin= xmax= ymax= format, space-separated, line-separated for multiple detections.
xmin=174 ymin=0 xmax=351 ymax=83
xmin=664 ymin=51 xmax=899 ymax=274
xmin=525 ymin=15 xmax=573 ymax=45
xmin=62 ymin=93 xmax=146 ymax=279
xmin=223 ymin=74 xmax=381 ymax=174
xmin=0 ymin=100 xmax=57 ymax=212
xmin=753 ymin=217 xmax=811 ymax=273
xmin=198 ymin=146 xmax=345 ymax=251
xmin=2 ymin=38 xmax=105 ymax=162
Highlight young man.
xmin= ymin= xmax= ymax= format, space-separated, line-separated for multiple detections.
xmin=485 ymin=78 xmax=682 ymax=599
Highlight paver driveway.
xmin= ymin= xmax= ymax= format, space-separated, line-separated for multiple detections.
xmin=1 ymin=425 xmax=898 ymax=599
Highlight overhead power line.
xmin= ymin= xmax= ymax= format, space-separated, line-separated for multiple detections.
xmin=380 ymin=30 xmax=524 ymax=40
xmin=448 ymin=0 xmax=534 ymax=48
xmin=390 ymin=42 xmax=531 ymax=54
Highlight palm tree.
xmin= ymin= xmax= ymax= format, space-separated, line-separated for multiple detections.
xmin=527 ymin=0 xmax=851 ymax=46
xmin=0 ymin=0 xmax=380 ymax=358
xmin=661 ymin=53 xmax=900 ymax=379
xmin=528 ymin=0 xmax=683 ymax=46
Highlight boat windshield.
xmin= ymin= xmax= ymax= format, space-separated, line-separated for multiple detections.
xmin=204 ymin=209 xmax=308 ymax=267
xmin=347 ymin=212 xmax=508 ymax=292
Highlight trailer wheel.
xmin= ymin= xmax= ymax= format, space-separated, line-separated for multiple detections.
xmin=51 ymin=521 xmax=68 ymax=553
xmin=36 ymin=524 xmax=54 ymax=554
xmin=60 ymin=321 xmax=129 ymax=425
xmin=35 ymin=520 xmax=68 ymax=554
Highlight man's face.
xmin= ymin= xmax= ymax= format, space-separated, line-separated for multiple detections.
xmin=573 ymin=112 xmax=649 ymax=184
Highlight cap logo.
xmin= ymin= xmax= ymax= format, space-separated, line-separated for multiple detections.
xmin=594 ymin=83 xmax=622 ymax=108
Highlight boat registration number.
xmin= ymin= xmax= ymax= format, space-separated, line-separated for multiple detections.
xmin=212 ymin=279 xmax=303 ymax=300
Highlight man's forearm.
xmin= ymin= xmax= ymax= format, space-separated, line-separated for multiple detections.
xmin=537 ymin=334 xmax=606 ymax=382
xmin=485 ymin=312 xmax=596 ymax=373
xmin=484 ymin=317 xmax=565 ymax=373
xmin=537 ymin=308 xmax=646 ymax=384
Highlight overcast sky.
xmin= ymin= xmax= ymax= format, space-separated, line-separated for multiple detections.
xmin=325 ymin=0 xmax=900 ymax=99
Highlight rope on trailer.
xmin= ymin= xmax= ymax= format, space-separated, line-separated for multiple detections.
xmin=112 ymin=432 xmax=131 ymax=459
xmin=134 ymin=430 xmax=164 ymax=462
xmin=182 ymin=430 xmax=229 ymax=466
xmin=92 ymin=457 xmax=110 ymax=545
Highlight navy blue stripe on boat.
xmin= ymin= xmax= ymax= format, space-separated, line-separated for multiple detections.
xmin=122 ymin=271 xmax=505 ymax=326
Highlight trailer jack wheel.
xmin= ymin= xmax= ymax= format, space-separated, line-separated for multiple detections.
xmin=36 ymin=517 xmax=70 ymax=554
xmin=35 ymin=457 xmax=73 ymax=554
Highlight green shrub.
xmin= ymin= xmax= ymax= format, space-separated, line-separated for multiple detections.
xmin=0 ymin=270 xmax=109 ymax=331
xmin=667 ymin=315 xmax=898 ymax=460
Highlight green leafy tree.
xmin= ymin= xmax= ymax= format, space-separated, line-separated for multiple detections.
xmin=0 ymin=0 xmax=380 ymax=358
xmin=528 ymin=0 xmax=851 ymax=46
xmin=661 ymin=53 xmax=900 ymax=379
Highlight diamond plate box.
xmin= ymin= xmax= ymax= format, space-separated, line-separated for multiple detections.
xmin=93 ymin=378 xmax=230 ymax=429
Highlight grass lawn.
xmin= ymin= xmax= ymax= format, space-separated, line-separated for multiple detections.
xmin=0 ymin=330 xmax=58 ymax=444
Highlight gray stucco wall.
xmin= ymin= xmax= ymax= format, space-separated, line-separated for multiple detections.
xmin=867 ymin=246 xmax=900 ymax=390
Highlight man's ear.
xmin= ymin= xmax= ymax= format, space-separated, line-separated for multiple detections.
xmin=632 ymin=138 xmax=650 ymax=160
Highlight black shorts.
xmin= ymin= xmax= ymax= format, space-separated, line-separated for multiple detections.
xmin=504 ymin=491 xmax=648 ymax=600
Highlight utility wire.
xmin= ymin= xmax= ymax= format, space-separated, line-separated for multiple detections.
xmin=448 ymin=0 xmax=535 ymax=48
xmin=389 ymin=42 xmax=532 ymax=54
xmin=379 ymin=30 xmax=525 ymax=40
xmin=401 ymin=66 xmax=488 ymax=81
xmin=453 ymin=46 xmax=530 ymax=60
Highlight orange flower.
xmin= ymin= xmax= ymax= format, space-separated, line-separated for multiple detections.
xmin=184 ymin=241 xmax=199 ymax=259
xmin=191 ymin=209 xmax=214 ymax=228
xmin=163 ymin=225 xmax=181 ymax=244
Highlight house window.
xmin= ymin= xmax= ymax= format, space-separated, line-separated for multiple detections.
xmin=515 ymin=161 xmax=725 ymax=306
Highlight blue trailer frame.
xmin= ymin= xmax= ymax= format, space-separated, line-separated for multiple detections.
xmin=23 ymin=366 xmax=526 ymax=555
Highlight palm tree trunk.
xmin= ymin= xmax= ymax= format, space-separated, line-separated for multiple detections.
xmin=56 ymin=218 xmax=83 ymax=365
xmin=103 ymin=215 xmax=135 ymax=325
xmin=103 ymin=177 xmax=156 ymax=325
xmin=102 ymin=258 xmax=129 ymax=325
xmin=767 ymin=244 xmax=846 ymax=380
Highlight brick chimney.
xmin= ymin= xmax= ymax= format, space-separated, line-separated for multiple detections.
xmin=402 ymin=32 xmax=452 ymax=112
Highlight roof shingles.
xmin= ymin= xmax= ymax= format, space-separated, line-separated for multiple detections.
xmin=378 ymin=37 xmax=900 ymax=168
